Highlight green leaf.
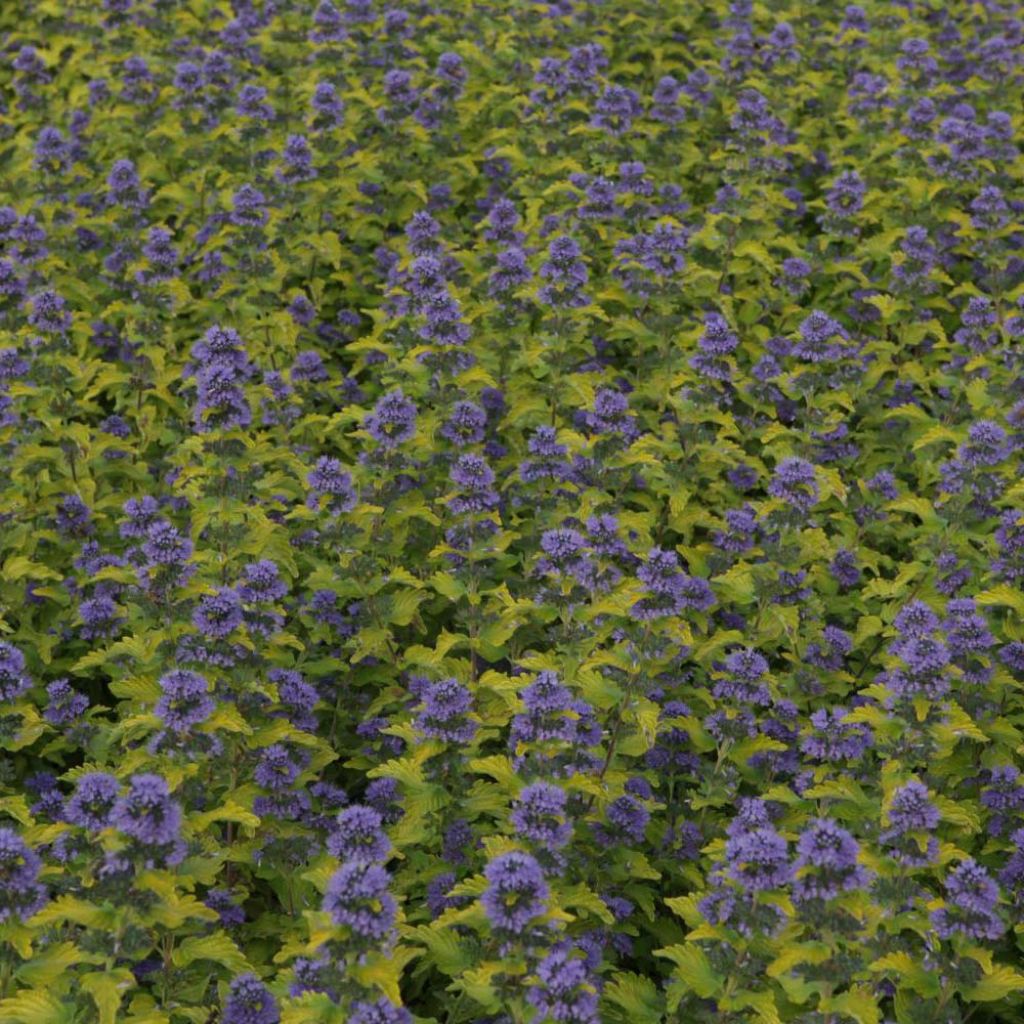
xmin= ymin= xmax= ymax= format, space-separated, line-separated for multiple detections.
xmin=15 ymin=944 xmax=88 ymax=987
xmin=732 ymin=239 xmax=775 ymax=268
xmin=729 ymin=734 xmax=788 ymax=765
xmin=663 ymin=895 xmax=703 ymax=927
xmin=654 ymin=944 xmax=722 ymax=998
xmin=0 ymin=991 xmax=73 ymax=1024
xmin=429 ymin=572 xmax=466 ymax=599
xmin=935 ymin=703 xmax=989 ymax=744
xmin=911 ymin=424 xmax=959 ymax=451
xmin=559 ymin=883 xmax=616 ymax=924
xmin=975 ymin=584 xmax=1024 ymax=617
xmin=457 ymin=962 xmax=505 ymax=1012
xmin=766 ymin=942 xmax=832 ymax=977
xmin=189 ymin=800 xmax=261 ymax=833
xmin=722 ymin=989 xmax=781 ymax=1024
xmin=865 ymin=294 xmax=902 ymax=321
xmin=408 ymin=926 xmax=472 ymax=976
xmin=469 ymin=756 xmax=518 ymax=786
xmin=312 ymin=232 xmax=342 ymax=269
xmin=171 ymin=933 xmax=251 ymax=973
xmin=820 ymin=986 xmax=881 ymax=1024
xmin=712 ymin=564 xmax=755 ymax=604
xmin=0 ymin=796 xmax=34 ymax=827
xmin=31 ymin=895 xmax=118 ymax=930
xmin=885 ymin=497 xmax=940 ymax=527
xmin=961 ymin=965 xmax=1024 ymax=1002
xmin=280 ymin=996 xmax=343 ymax=1024
xmin=389 ymin=589 xmax=426 ymax=626
xmin=892 ymin=989 xmax=917 ymax=1024
xmin=872 ymin=950 xmax=913 ymax=974
xmin=603 ymin=972 xmax=664 ymax=1024
xmin=854 ymin=615 xmax=884 ymax=645
xmin=933 ymin=795 xmax=982 ymax=832
xmin=81 ymin=970 xmax=136 ymax=1024
xmin=349 ymin=946 xmax=420 ymax=1004
xmin=1 ymin=556 xmax=63 ymax=582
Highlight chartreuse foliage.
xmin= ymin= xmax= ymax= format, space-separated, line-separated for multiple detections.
xmin=0 ymin=0 xmax=1022 ymax=1023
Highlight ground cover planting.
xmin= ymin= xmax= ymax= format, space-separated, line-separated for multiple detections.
xmin=0 ymin=1 xmax=1023 ymax=1022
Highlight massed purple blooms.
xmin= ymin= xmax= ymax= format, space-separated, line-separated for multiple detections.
xmin=43 ymin=678 xmax=89 ymax=726
xmin=366 ymin=389 xmax=417 ymax=448
xmin=112 ymin=773 xmax=183 ymax=847
xmin=440 ymin=401 xmax=486 ymax=447
xmin=222 ymin=972 xmax=280 ymax=1024
xmin=526 ymin=944 xmax=599 ymax=1024
xmin=931 ymin=859 xmax=1004 ymax=941
xmin=323 ymin=860 xmax=397 ymax=940
xmin=327 ymin=804 xmax=391 ymax=863
xmin=724 ymin=802 xmax=792 ymax=893
xmin=414 ymin=677 xmax=476 ymax=743
xmin=881 ymin=781 xmax=939 ymax=866
xmin=0 ymin=828 xmax=47 ymax=923
xmin=154 ymin=670 xmax=215 ymax=733
xmin=349 ymin=998 xmax=413 ymax=1024
xmin=193 ymin=588 xmax=244 ymax=639
xmin=800 ymin=707 xmax=872 ymax=762
xmin=713 ymin=648 xmax=771 ymax=706
xmin=0 ymin=642 xmax=30 ymax=703
xmin=306 ymin=456 xmax=357 ymax=513
xmin=538 ymin=235 xmax=589 ymax=309
xmin=448 ymin=454 xmax=500 ymax=514
xmin=767 ymin=457 xmax=819 ymax=513
xmin=238 ymin=560 xmax=288 ymax=603
xmin=509 ymin=670 xmax=599 ymax=755
xmin=511 ymin=782 xmax=572 ymax=850
xmin=481 ymin=850 xmax=549 ymax=932
xmin=631 ymin=547 xmax=715 ymax=620
xmin=792 ymin=818 xmax=871 ymax=902
xmin=65 ymin=772 xmax=121 ymax=831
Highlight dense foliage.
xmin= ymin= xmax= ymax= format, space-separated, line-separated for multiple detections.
xmin=0 ymin=0 xmax=1022 ymax=1022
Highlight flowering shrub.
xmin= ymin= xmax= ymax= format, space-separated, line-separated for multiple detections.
xmin=0 ymin=1 xmax=1022 ymax=1022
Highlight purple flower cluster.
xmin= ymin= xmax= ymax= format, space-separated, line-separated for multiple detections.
xmin=631 ymin=547 xmax=715 ymax=620
xmin=327 ymin=805 xmax=391 ymax=863
xmin=482 ymin=850 xmax=549 ymax=932
xmin=222 ymin=973 xmax=280 ymax=1024
xmin=0 ymin=642 xmax=31 ymax=703
xmin=792 ymin=818 xmax=872 ymax=903
xmin=724 ymin=800 xmax=792 ymax=893
xmin=188 ymin=326 xmax=256 ymax=432
xmin=154 ymin=670 xmax=215 ymax=733
xmin=526 ymin=944 xmax=599 ymax=1024
xmin=0 ymin=828 xmax=47 ymax=923
xmin=538 ymin=236 xmax=589 ymax=309
xmin=767 ymin=458 xmax=819 ymax=514
xmin=881 ymin=781 xmax=939 ymax=866
xmin=307 ymin=456 xmax=357 ymax=514
xmin=414 ymin=677 xmax=476 ymax=743
xmin=932 ymin=860 xmax=1004 ymax=941
xmin=323 ymin=860 xmax=398 ymax=942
